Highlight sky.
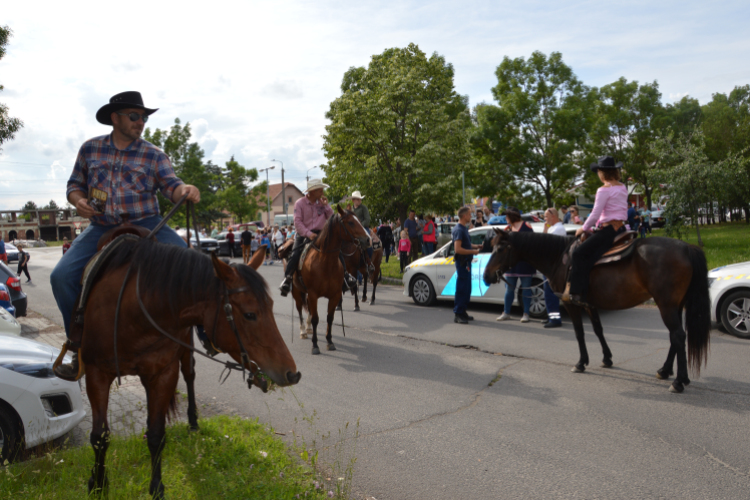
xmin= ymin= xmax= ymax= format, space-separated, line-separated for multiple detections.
xmin=1 ymin=0 xmax=749 ymax=210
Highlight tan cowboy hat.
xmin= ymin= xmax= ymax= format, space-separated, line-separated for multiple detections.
xmin=351 ymin=190 xmax=365 ymax=200
xmin=305 ymin=178 xmax=329 ymax=193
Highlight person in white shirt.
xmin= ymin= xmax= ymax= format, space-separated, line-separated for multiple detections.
xmin=542 ymin=208 xmax=568 ymax=328
xmin=273 ymin=226 xmax=285 ymax=259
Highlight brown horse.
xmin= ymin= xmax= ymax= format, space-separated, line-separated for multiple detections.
xmin=290 ymin=206 xmax=370 ymax=354
xmin=342 ymin=236 xmax=383 ymax=311
xmin=483 ymin=229 xmax=710 ymax=394
xmin=80 ymin=238 xmax=299 ymax=498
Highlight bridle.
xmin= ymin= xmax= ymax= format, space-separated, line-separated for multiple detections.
xmin=111 ymin=197 xmax=266 ymax=390
xmin=313 ymin=213 xmax=367 ymax=256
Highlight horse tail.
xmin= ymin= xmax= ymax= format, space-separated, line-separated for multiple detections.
xmin=685 ymin=244 xmax=711 ymax=376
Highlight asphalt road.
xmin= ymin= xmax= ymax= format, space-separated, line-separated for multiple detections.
xmin=23 ymin=247 xmax=750 ymax=499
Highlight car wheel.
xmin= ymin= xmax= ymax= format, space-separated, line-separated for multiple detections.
xmin=720 ymin=290 xmax=750 ymax=339
xmin=0 ymin=406 xmax=23 ymax=463
xmin=519 ymin=277 xmax=547 ymax=320
xmin=410 ymin=275 xmax=436 ymax=306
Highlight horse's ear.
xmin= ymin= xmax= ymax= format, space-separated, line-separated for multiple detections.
xmin=248 ymin=244 xmax=266 ymax=270
xmin=337 ymin=204 xmax=345 ymax=216
xmin=211 ymin=251 xmax=237 ymax=281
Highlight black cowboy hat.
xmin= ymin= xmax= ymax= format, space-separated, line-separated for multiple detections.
xmin=502 ymin=206 xmax=521 ymax=217
xmin=590 ymin=155 xmax=624 ymax=173
xmin=96 ymin=91 xmax=158 ymax=126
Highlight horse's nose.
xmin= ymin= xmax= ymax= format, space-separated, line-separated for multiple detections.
xmin=286 ymin=371 xmax=302 ymax=385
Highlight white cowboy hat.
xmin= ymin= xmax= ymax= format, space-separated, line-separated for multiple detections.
xmin=305 ymin=178 xmax=329 ymax=193
xmin=351 ymin=190 xmax=365 ymax=200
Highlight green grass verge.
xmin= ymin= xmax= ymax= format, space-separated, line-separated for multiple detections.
xmin=380 ymin=257 xmax=405 ymax=280
xmin=656 ymin=222 xmax=750 ymax=270
xmin=1 ymin=416 xmax=333 ymax=499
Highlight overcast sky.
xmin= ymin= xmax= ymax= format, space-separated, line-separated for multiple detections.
xmin=2 ymin=0 xmax=749 ymax=210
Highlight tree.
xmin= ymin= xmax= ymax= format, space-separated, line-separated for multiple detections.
xmin=586 ymin=78 xmax=668 ymax=209
xmin=43 ymin=200 xmax=60 ymax=210
xmin=0 ymin=26 xmax=23 ymax=151
xmin=471 ymin=51 xmax=595 ymax=209
xmin=21 ymin=201 xmax=37 ymax=211
xmin=322 ymin=44 xmax=472 ymax=223
xmin=216 ymin=156 xmax=264 ymax=224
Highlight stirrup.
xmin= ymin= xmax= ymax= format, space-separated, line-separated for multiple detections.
xmin=53 ymin=341 xmax=85 ymax=382
xmin=560 ymin=283 xmax=573 ymax=303
xmin=279 ymin=276 xmax=293 ymax=297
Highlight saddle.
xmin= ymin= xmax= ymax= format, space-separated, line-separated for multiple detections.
xmin=563 ymin=230 xmax=638 ymax=269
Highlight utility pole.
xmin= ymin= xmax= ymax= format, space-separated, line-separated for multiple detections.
xmin=259 ymin=166 xmax=275 ymax=227
xmin=272 ymin=159 xmax=285 ymax=216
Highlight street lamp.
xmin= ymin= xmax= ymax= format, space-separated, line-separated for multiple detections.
xmin=259 ymin=166 xmax=275 ymax=227
xmin=271 ymin=159 xmax=285 ymax=216
xmin=306 ymin=166 xmax=319 ymax=182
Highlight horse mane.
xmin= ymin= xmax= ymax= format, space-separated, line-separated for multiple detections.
xmin=101 ymin=238 xmax=271 ymax=316
xmin=315 ymin=212 xmax=342 ymax=250
xmin=507 ymin=231 xmax=575 ymax=263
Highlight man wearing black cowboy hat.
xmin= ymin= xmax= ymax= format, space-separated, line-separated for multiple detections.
xmin=51 ymin=91 xmax=201 ymax=379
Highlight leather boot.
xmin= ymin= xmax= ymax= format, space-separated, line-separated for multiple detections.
xmin=279 ymin=276 xmax=293 ymax=297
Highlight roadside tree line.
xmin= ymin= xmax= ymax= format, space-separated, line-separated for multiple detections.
xmin=322 ymin=44 xmax=750 ymax=228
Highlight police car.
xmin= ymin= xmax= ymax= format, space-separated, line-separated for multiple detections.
xmin=708 ymin=261 xmax=750 ymax=339
xmin=403 ymin=223 xmax=578 ymax=319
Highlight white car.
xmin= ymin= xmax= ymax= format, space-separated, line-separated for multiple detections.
xmin=0 ymin=335 xmax=86 ymax=461
xmin=403 ymin=223 xmax=578 ymax=319
xmin=708 ymin=261 xmax=750 ymax=339
xmin=0 ymin=306 xmax=21 ymax=337
xmin=4 ymin=242 xmax=19 ymax=263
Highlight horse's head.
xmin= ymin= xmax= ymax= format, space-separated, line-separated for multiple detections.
xmin=208 ymin=251 xmax=300 ymax=391
xmin=337 ymin=204 xmax=371 ymax=249
xmin=483 ymin=228 xmax=520 ymax=286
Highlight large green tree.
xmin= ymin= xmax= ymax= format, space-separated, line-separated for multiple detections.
xmin=586 ymin=78 xmax=668 ymax=209
xmin=216 ymin=155 xmax=265 ymax=224
xmin=322 ymin=43 xmax=472 ymax=223
xmin=471 ymin=51 xmax=595 ymax=208
xmin=0 ymin=26 xmax=23 ymax=151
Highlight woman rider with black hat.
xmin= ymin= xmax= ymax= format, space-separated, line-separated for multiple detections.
xmin=563 ymin=156 xmax=628 ymax=305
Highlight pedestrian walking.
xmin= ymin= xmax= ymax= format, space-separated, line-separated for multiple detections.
xmin=16 ymin=244 xmax=31 ymax=283
xmin=273 ymin=226 xmax=285 ymax=260
xmin=226 ymin=227 xmax=236 ymax=258
xmin=0 ymin=235 xmax=7 ymax=264
xmin=542 ymin=208 xmax=567 ymax=328
xmin=561 ymin=205 xmax=571 ymax=224
xmin=403 ymin=210 xmax=420 ymax=263
xmin=250 ymin=233 xmax=259 ymax=258
xmin=496 ymin=207 xmax=535 ymax=323
xmin=422 ymin=215 xmax=437 ymax=255
xmin=62 ymin=236 xmax=71 ymax=255
xmin=261 ymin=231 xmax=272 ymax=265
xmin=377 ymin=221 xmax=394 ymax=263
xmin=240 ymin=228 xmax=254 ymax=264
xmin=640 ymin=207 xmax=652 ymax=237
xmin=398 ymin=230 xmax=411 ymax=273
xmin=452 ymin=207 xmax=481 ymax=324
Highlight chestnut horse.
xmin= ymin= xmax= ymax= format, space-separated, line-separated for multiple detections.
xmin=290 ymin=206 xmax=370 ymax=354
xmin=483 ymin=229 xmax=710 ymax=393
xmin=342 ymin=238 xmax=383 ymax=311
xmin=81 ymin=238 xmax=299 ymax=498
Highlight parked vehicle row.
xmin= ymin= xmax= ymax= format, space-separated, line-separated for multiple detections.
xmin=0 ymin=261 xmax=27 ymax=317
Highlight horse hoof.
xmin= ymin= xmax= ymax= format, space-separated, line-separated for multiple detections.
xmin=571 ymin=365 xmax=585 ymax=373
xmin=655 ymin=369 xmax=672 ymax=380
xmin=300 ymin=333 xmax=308 ymax=340
xmin=327 ymin=344 xmax=336 ymax=351
xmin=601 ymin=360 xmax=613 ymax=368
xmin=188 ymin=424 xmax=200 ymax=432
xmin=669 ymin=381 xmax=684 ymax=393
xmin=312 ymin=347 xmax=320 ymax=355
xmin=369 ymin=299 xmax=375 ymax=305
xmin=353 ymin=305 xmax=360 ymax=312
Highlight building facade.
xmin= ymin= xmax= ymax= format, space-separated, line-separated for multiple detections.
xmin=0 ymin=210 xmax=91 ymax=242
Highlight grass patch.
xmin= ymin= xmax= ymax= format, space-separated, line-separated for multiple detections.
xmin=380 ymin=257 xmax=404 ymax=280
xmin=1 ymin=416 xmax=333 ymax=499
xmin=652 ymin=222 xmax=750 ymax=269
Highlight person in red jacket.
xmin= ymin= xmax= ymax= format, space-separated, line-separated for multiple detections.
xmin=422 ymin=215 xmax=437 ymax=255
xmin=62 ymin=237 xmax=71 ymax=255
xmin=398 ymin=230 xmax=411 ymax=273
xmin=226 ymin=227 xmax=235 ymax=258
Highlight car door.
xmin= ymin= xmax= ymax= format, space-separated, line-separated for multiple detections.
xmin=469 ymin=229 xmax=495 ymax=300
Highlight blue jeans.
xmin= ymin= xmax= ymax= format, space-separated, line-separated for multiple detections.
xmin=544 ymin=280 xmax=561 ymax=323
xmin=50 ymin=216 xmax=186 ymax=337
xmin=503 ymin=275 xmax=533 ymax=314
xmin=453 ymin=259 xmax=471 ymax=315
xmin=423 ymin=242 xmax=435 ymax=255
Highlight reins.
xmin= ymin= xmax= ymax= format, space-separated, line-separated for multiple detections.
xmin=111 ymin=195 xmax=264 ymax=389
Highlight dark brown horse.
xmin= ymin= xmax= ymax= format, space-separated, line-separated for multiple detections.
xmin=483 ymin=229 xmax=711 ymax=393
xmin=80 ymin=238 xmax=299 ymax=498
xmin=290 ymin=206 xmax=370 ymax=354
xmin=342 ymin=235 xmax=383 ymax=311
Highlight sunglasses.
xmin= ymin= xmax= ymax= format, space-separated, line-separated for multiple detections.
xmin=116 ymin=111 xmax=149 ymax=123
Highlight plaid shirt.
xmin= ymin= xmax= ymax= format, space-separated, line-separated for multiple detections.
xmin=67 ymin=134 xmax=183 ymax=225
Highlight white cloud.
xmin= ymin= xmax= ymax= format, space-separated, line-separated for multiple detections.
xmin=2 ymin=0 xmax=750 ymax=209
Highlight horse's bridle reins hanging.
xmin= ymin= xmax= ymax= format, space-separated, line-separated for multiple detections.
xmin=111 ymin=197 xmax=265 ymax=389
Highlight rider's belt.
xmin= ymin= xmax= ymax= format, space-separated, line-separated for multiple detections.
xmin=600 ymin=220 xmax=625 ymax=231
